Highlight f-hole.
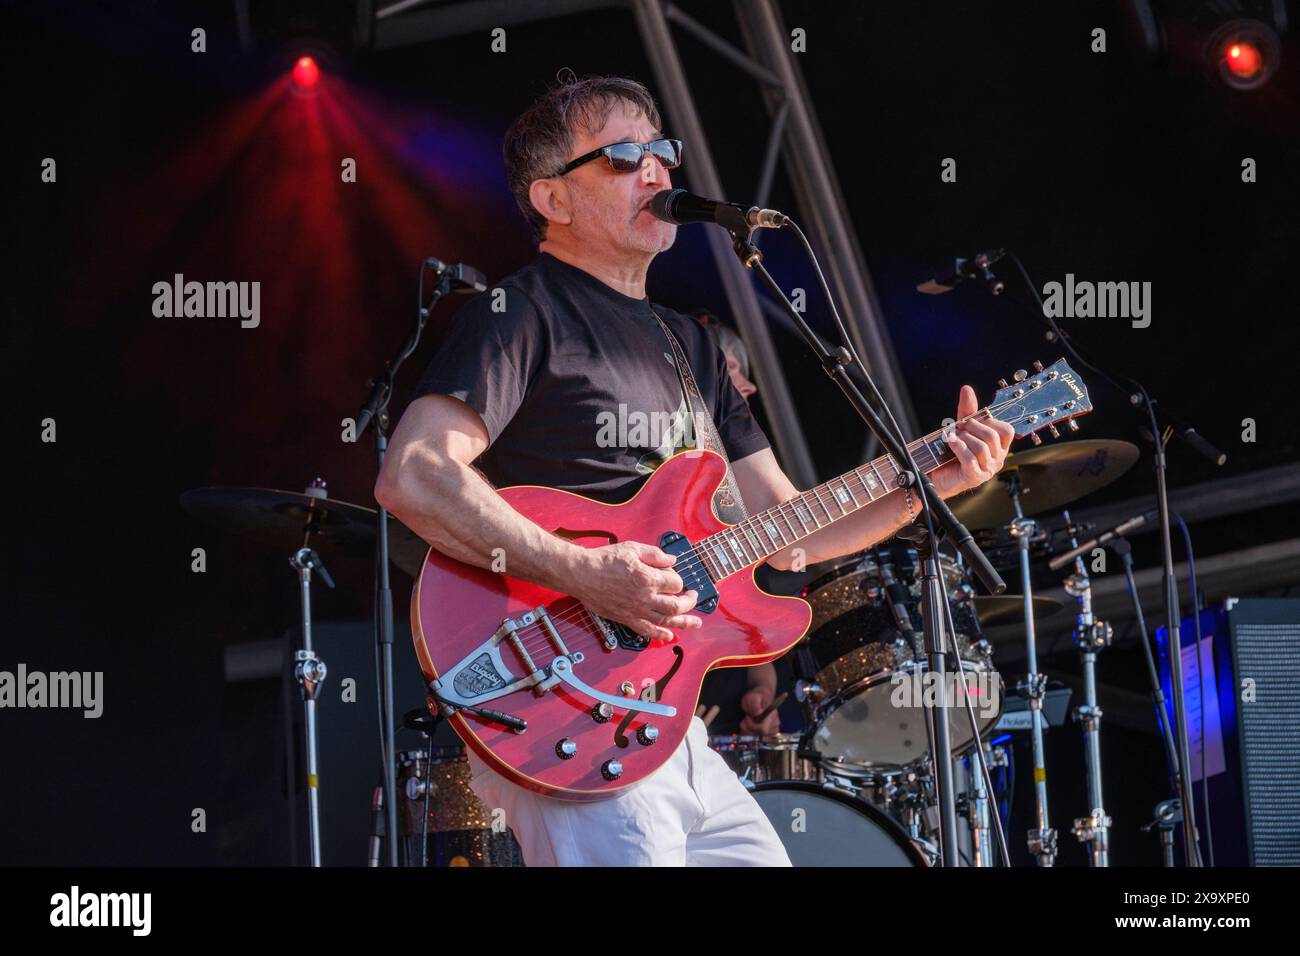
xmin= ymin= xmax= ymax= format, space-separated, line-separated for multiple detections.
xmin=614 ymin=646 xmax=684 ymax=748
xmin=553 ymin=528 xmax=618 ymax=545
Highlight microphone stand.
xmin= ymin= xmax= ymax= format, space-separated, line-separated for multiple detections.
xmin=727 ymin=227 xmax=1006 ymax=866
xmin=1000 ymin=253 xmax=1221 ymax=866
xmin=352 ymin=259 xmax=459 ymax=866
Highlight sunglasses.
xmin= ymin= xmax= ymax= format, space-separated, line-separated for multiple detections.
xmin=556 ymin=138 xmax=684 ymax=176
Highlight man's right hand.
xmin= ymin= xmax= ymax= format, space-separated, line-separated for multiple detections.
xmin=569 ymin=541 xmax=702 ymax=642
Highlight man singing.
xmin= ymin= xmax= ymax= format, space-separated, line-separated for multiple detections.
xmin=375 ymin=74 xmax=1013 ymax=866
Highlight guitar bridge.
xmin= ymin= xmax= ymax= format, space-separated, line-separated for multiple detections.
xmin=431 ymin=605 xmax=573 ymax=713
xmin=431 ymin=605 xmax=677 ymax=721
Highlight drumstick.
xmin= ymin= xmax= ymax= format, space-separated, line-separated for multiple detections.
xmin=700 ymin=704 xmax=721 ymax=727
xmin=756 ymin=692 xmax=788 ymax=721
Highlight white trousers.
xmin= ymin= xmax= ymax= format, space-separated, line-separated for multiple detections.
xmin=464 ymin=716 xmax=792 ymax=866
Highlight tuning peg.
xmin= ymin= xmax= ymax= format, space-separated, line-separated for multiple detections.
xmin=1067 ymin=419 xmax=1080 ymax=432
xmin=1048 ymin=424 xmax=1060 ymax=439
xmin=997 ymin=378 xmax=1009 ymax=389
xmin=1013 ymin=369 xmax=1028 ymax=383
xmin=1032 ymin=360 xmax=1044 ymax=373
xmin=1029 ymin=432 xmax=1043 ymax=446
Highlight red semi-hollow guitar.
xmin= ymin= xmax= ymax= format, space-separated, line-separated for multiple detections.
xmin=411 ymin=359 xmax=1092 ymax=799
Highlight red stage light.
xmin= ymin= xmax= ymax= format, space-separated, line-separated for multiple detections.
xmin=292 ymin=56 xmax=320 ymax=89
xmin=1225 ymin=41 xmax=1262 ymax=79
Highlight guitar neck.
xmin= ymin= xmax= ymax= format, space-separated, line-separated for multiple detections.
xmin=695 ymin=411 xmax=991 ymax=581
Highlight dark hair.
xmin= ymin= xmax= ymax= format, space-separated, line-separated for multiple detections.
xmin=502 ymin=72 xmax=663 ymax=242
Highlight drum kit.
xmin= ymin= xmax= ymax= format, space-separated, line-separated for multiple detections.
xmin=703 ymin=438 xmax=1141 ymax=867
xmin=181 ymin=436 xmax=1138 ymax=867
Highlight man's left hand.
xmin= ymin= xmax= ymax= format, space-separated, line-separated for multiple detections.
xmin=930 ymin=385 xmax=1016 ymax=499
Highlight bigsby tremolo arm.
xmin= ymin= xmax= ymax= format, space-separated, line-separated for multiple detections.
xmin=549 ymin=656 xmax=676 ymax=718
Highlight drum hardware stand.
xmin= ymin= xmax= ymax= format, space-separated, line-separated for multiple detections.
xmin=399 ymin=708 xmax=444 ymax=868
xmin=972 ymin=743 xmax=1011 ymax=867
xmin=934 ymin=579 xmax=1013 ymax=866
xmin=1142 ymin=798 xmax=1185 ymax=868
xmin=351 ymin=257 xmax=481 ymax=865
xmin=1003 ymin=472 xmax=1058 ymax=866
xmin=957 ymin=754 xmax=994 ymax=867
xmin=1060 ymin=508 xmax=1114 ymax=866
xmin=289 ymin=535 xmax=334 ymax=868
xmin=882 ymin=767 xmax=928 ymax=840
xmin=878 ymin=552 xmax=942 ymax=781
xmin=995 ymin=249 xmax=1220 ymax=864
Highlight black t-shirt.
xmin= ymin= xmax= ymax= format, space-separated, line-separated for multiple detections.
xmin=412 ymin=252 xmax=769 ymax=509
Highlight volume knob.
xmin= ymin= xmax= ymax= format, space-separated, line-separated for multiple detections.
xmin=636 ymin=725 xmax=659 ymax=746
xmin=555 ymin=738 xmax=577 ymax=760
xmin=591 ymin=702 xmax=613 ymax=723
xmin=601 ymin=759 xmax=624 ymax=781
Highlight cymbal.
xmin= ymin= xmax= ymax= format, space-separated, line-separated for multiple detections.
xmin=970 ymin=594 xmax=1064 ymax=627
xmin=179 ymin=486 xmax=429 ymax=577
xmin=950 ymin=440 xmax=1139 ymax=530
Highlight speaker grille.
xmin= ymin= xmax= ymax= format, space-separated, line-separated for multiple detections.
xmin=1232 ymin=620 xmax=1300 ymax=865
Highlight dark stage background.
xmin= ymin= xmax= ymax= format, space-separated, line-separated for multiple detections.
xmin=6 ymin=0 xmax=1299 ymax=866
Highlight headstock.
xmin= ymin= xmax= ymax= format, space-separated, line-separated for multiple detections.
xmin=990 ymin=358 xmax=1093 ymax=445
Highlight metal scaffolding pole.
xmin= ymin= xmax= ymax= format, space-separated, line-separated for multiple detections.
xmin=734 ymin=0 xmax=918 ymax=440
xmin=632 ymin=0 xmax=817 ymax=488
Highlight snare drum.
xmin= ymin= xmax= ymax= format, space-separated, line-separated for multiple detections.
xmin=804 ymin=657 xmax=1003 ymax=777
xmin=796 ymin=550 xmax=1003 ymax=777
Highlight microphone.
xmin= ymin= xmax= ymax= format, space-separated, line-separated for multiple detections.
xmin=917 ymin=249 xmax=1006 ymax=295
xmin=1047 ymin=509 xmax=1158 ymax=572
xmin=367 ymin=784 xmax=385 ymax=867
xmin=879 ymin=559 xmax=916 ymax=639
xmin=424 ymin=257 xmax=488 ymax=294
xmin=649 ymin=188 xmax=788 ymax=233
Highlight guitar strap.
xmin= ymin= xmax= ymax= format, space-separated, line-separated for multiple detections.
xmin=649 ymin=307 xmax=747 ymax=520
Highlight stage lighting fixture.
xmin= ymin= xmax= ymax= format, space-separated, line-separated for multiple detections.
xmin=1207 ymin=18 xmax=1280 ymax=89
xmin=1125 ymin=1 xmax=1286 ymax=92
xmin=291 ymin=55 xmax=320 ymax=90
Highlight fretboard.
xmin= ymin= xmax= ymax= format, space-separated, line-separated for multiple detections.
xmin=695 ymin=412 xmax=989 ymax=581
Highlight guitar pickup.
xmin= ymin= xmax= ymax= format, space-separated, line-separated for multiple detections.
xmin=660 ymin=530 xmax=718 ymax=613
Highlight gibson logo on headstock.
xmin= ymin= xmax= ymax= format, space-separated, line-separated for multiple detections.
xmin=1060 ymin=372 xmax=1085 ymax=400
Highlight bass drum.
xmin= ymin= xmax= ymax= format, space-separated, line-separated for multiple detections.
xmin=748 ymin=781 xmax=929 ymax=867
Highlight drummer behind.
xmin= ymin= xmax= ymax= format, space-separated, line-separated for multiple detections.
xmin=691 ymin=310 xmax=788 ymax=737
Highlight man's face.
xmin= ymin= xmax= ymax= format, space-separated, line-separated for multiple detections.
xmin=552 ymin=100 xmax=677 ymax=257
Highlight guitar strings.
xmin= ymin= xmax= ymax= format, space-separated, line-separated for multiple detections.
xmin=536 ymin=402 xmax=1007 ymax=602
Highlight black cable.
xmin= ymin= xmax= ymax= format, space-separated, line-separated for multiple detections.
xmin=371 ymin=257 xmax=439 ymax=864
